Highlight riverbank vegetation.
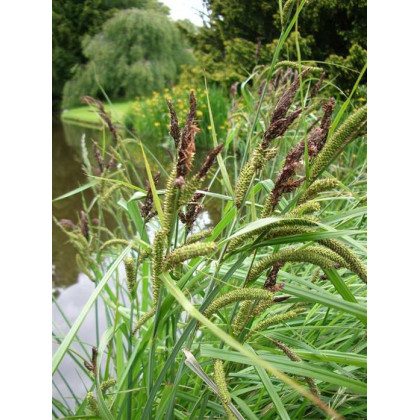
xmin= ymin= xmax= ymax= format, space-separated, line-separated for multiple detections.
xmin=53 ymin=63 xmax=366 ymax=420
xmin=53 ymin=1 xmax=367 ymax=418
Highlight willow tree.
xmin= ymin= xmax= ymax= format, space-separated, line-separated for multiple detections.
xmin=62 ymin=9 xmax=194 ymax=108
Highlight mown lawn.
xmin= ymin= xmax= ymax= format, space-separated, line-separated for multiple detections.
xmin=61 ymin=101 xmax=133 ymax=125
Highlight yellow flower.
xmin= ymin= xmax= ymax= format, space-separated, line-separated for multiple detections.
xmin=154 ymin=122 xmax=161 ymax=127
xmin=164 ymin=88 xmax=169 ymax=92
xmin=207 ymin=125 xmax=212 ymax=130
xmin=196 ymin=110 xmax=203 ymax=117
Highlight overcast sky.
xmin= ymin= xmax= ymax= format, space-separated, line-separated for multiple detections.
xmin=160 ymin=0 xmax=207 ymax=26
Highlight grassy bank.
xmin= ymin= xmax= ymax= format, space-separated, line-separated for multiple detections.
xmin=61 ymin=101 xmax=133 ymax=126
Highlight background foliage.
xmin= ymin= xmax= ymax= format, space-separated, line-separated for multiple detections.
xmin=62 ymin=8 xmax=194 ymax=108
xmin=52 ymin=0 xmax=168 ymax=107
xmin=188 ymin=0 xmax=367 ymax=90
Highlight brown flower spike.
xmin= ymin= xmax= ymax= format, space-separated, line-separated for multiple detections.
xmin=176 ymin=92 xmax=198 ymax=184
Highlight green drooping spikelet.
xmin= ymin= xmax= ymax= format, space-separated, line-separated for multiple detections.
xmin=289 ymin=200 xmax=321 ymax=217
xmin=227 ymin=217 xmax=318 ymax=253
xmin=132 ymin=308 xmax=156 ymax=335
xmin=260 ymin=192 xmax=277 ymax=218
xmin=265 ymin=225 xmax=314 ymax=240
xmin=100 ymin=378 xmax=117 ymax=393
xmin=274 ymin=341 xmax=320 ymax=397
xmin=137 ymin=247 xmax=152 ymax=264
xmin=234 ymin=161 xmax=255 ymax=208
xmin=124 ymin=257 xmax=136 ymax=295
xmin=281 ymin=0 xmax=295 ymax=28
xmin=245 ymin=308 xmax=306 ymax=340
xmin=178 ymin=175 xmax=202 ymax=205
xmin=186 ymin=229 xmax=213 ymax=244
xmin=76 ymin=254 xmax=95 ymax=281
xmin=163 ymin=242 xmax=217 ymax=271
xmin=311 ymin=269 xmax=321 ymax=283
xmin=99 ymin=238 xmax=129 ymax=253
xmin=100 ymin=238 xmax=146 ymax=257
xmin=203 ymin=289 xmax=274 ymax=321
xmin=67 ymin=232 xmax=90 ymax=254
xmin=311 ymin=246 xmax=349 ymax=269
xmin=247 ymin=246 xmax=339 ymax=284
xmin=162 ymin=165 xmax=177 ymax=233
xmin=152 ymin=229 xmax=167 ymax=306
xmin=86 ymin=392 xmax=99 ymax=415
xmin=276 ymin=60 xmax=323 ymax=74
xmin=101 ymin=183 xmax=121 ymax=202
xmin=232 ymin=300 xmax=253 ymax=337
xmin=213 ymin=359 xmax=235 ymax=420
xmin=235 ymin=145 xmax=277 ymax=208
xmin=319 ymin=239 xmax=367 ymax=283
xmin=298 ymin=178 xmax=341 ymax=204
xmin=252 ymin=299 xmax=276 ymax=317
xmin=310 ymin=105 xmax=367 ymax=182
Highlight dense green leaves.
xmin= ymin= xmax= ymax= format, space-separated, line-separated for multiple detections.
xmin=62 ymin=8 xmax=194 ymax=108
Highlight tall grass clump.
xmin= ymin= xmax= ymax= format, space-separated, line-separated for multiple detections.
xmin=53 ymin=10 xmax=367 ymax=418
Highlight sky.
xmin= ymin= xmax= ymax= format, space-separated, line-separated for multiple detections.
xmin=160 ymin=0 xmax=207 ymax=26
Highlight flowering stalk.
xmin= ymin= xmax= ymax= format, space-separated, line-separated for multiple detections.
xmin=245 ymin=308 xmax=306 ymax=340
xmin=179 ymin=144 xmax=223 ymax=205
xmin=213 ymin=359 xmax=235 ymax=419
xmin=86 ymin=392 xmax=99 ymax=415
xmin=178 ymin=190 xmax=206 ymax=233
xmin=82 ymin=96 xmax=118 ymax=144
xmin=226 ymin=216 xmax=318 ymax=253
xmin=132 ymin=308 xmax=156 ymax=335
xmin=298 ymin=177 xmax=341 ymax=204
xmin=176 ymin=92 xmax=198 ymax=186
xmin=318 ymin=238 xmax=367 ymax=283
xmin=203 ymin=289 xmax=274 ymax=321
xmin=235 ymin=70 xmax=311 ymax=208
xmin=141 ymin=171 xmax=161 ymax=222
xmin=166 ymin=99 xmax=181 ymax=148
xmin=310 ymin=105 xmax=367 ymax=183
xmin=80 ymin=210 xmax=89 ymax=240
xmin=163 ymin=242 xmax=217 ymax=271
xmin=185 ymin=229 xmax=213 ymax=244
xmin=100 ymin=378 xmax=117 ymax=393
xmin=124 ymin=257 xmax=136 ymax=295
xmin=289 ymin=200 xmax=321 ymax=217
xmin=274 ymin=341 xmax=320 ymax=397
xmin=151 ymin=229 xmax=167 ymax=305
xmin=261 ymin=98 xmax=335 ymax=217
xmin=247 ymin=246 xmax=342 ymax=284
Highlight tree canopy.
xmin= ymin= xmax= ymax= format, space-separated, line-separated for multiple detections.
xmin=62 ymin=8 xmax=194 ymax=108
xmin=52 ymin=0 xmax=168 ymax=106
xmin=188 ymin=0 xmax=366 ymax=88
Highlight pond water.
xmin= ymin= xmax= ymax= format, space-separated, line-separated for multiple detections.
xmin=52 ymin=116 xmax=226 ymax=408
